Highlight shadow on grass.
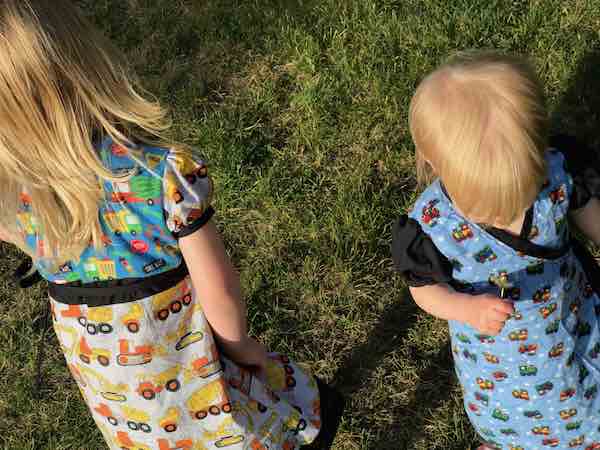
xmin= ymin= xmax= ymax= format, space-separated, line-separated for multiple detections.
xmin=331 ymin=287 xmax=465 ymax=449
xmin=551 ymin=47 xmax=600 ymax=146
xmin=332 ymin=287 xmax=417 ymax=391
xmin=0 ymin=243 xmax=54 ymax=401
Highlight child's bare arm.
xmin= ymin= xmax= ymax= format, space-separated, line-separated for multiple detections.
xmin=0 ymin=225 xmax=13 ymax=243
xmin=409 ymin=284 xmax=514 ymax=335
xmin=571 ymin=197 xmax=600 ymax=246
xmin=179 ymin=220 xmax=267 ymax=370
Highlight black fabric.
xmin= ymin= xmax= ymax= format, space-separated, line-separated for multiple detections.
xmin=48 ymin=261 xmax=189 ymax=306
xmin=572 ymin=238 xmax=600 ymax=296
xmin=14 ymin=256 xmax=32 ymax=279
xmin=391 ymin=215 xmax=454 ymax=287
xmin=519 ymin=205 xmax=534 ymax=240
xmin=173 ymin=206 xmax=215 ymax=239
xmin=301 ymin=378 xmax=345 ymax=450
xmin=483 ymin=226 xmax=571 ymax=260
xmin=13 ymin=257 xmax=44 ymax=288
xmin=34 ymin=306 xmax=52 ymax=399
xmin=549 ymin=134 xmax=600 ymax=210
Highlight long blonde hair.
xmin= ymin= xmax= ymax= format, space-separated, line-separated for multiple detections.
xmin=409 ymin=50 xmax=549 ymax=226
xmin=0 ymin=0 xmax=171 ymax=265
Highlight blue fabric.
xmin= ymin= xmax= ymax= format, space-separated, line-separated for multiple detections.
xmin=409 ymin=149 xmax=600 ymax=449
xmin=18 ymin=138 xmax=212 ymax=284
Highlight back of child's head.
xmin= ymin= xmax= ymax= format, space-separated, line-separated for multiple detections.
xmin=409 ymin=50 xmax=549 ymax=226
xmin=0 ymin=0 xmax=171 ymax=264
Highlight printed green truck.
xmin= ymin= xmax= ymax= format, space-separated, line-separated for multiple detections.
xmin=84 ymin=258 xmax=117 ymax=281
xmin=111 ymin=176 xmax=161 ymax=205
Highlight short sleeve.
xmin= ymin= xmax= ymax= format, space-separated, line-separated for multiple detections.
xmin=391 ymin=215 xmax=454 ymax=287
xmin=163 ymin=149 xmax=214 ymax=238
xmin=549 ymin=134 xmax=600 ymax=210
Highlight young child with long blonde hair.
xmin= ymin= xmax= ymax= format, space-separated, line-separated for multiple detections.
xmin=0 ymin=1 xmax=344 ymax=448
xmin=393 ymin=51 xmax=600 ymax=449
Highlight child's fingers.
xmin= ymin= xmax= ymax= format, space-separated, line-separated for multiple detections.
xmin=492 ymin=300 xmax=514 ymax=315
xmin=490 ymin=310 xmax=511 ymax=323
xmin=486 ymin=320 xmax=507 ymax=335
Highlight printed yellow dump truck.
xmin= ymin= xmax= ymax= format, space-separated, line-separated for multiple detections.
xmin=76 ymin=364 xmax=129 ymax=402
xmin=159 ymin=407 xmax=181 ymax=433
xmin=84 ymin=257 xmax=117 ymax=281
xmin=265 ymin=355 xmax=297 ymax=392
xmin=282 ymin=410 xmax=307 ymax=435
xmin=181 ymin=156 xmax=208 ymax=185
xmin=186 ymin=379 xmax=232 ymax=420
xmin=103 ymin=209 xmax=143 ymax=236
xmin=153 ymin=282 xmax=193 ymax=321
xmin=77 ymin=336 xmax=111 ymax=367
xmin=164 ymin=172 xmax=185 ymax=204
xmin=169 ymin=150 xmax=208 ymax=182
xmin=60 ymin=305 xmax=113 ymax=335
xmin=121 ymin=303 xmax=143 ymax=333
xmin=86 ymin=307 xmax=114 ymax=335
xmin=121 ymin=405 xmax=152 ymax=433
xmin=136 ymin=364 xmax=182 ymax=400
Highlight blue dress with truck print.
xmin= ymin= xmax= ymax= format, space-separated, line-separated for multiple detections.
xmin=18 ymin=137 xmax=210 ymax=283
xmin=392 ymin=140 xmax=600 ymax=449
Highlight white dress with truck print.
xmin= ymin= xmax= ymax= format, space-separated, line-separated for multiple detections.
xmin=17 ymin=137 xmax=321 ymax=450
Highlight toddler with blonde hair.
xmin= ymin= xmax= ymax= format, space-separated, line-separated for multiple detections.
xmin=393 ymin=50 xmax=600 ymax=449
xmin=0 ymin=1 xmax=347 ymax=449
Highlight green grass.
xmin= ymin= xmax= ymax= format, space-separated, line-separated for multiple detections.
xmin=2 ymin=0 xmax=600 ymax=449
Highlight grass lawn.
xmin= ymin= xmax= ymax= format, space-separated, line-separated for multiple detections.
xmin=2 ymin=1 xmax=600 ymax=449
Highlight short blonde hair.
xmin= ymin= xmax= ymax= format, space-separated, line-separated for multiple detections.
xmin=409 ymin=50 xmax=548 ymax=226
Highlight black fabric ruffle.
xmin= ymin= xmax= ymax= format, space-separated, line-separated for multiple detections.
xmin=391 ymin=215 xmax=453 ymax=287
xmin=549 ymin=134 xmax=600 ymax=210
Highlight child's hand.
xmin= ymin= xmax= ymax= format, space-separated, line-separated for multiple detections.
xmin=220 ymin=336 xmax=268 ymax=372
xmin=465 ymin=294 xmax=514 ymax=335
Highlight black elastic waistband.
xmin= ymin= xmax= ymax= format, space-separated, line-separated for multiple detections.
xmin=48 ymin=261 xmax=189 ymax=307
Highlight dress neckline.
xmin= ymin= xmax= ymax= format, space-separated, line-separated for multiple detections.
xmin=438 ymin=182 xmax=569 ymax=260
